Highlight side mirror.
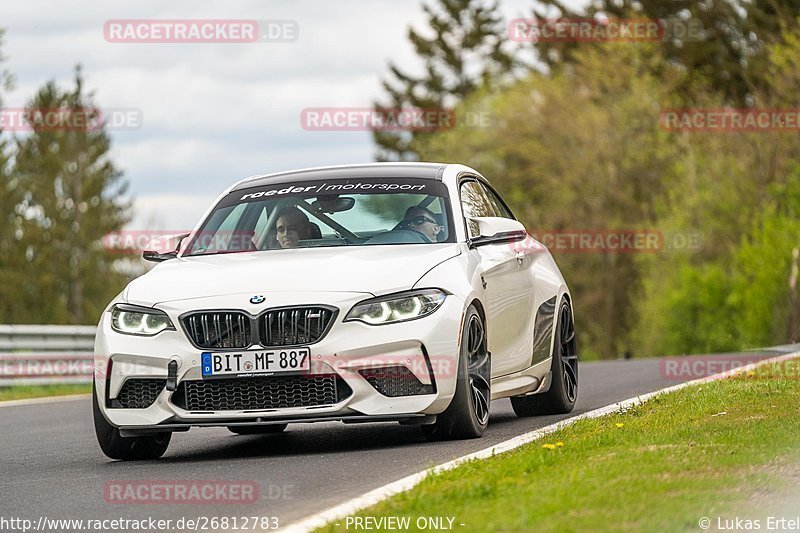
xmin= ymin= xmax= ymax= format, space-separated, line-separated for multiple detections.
xmin=468 ymin=217 xmax=527 ymax=248
xmin=142 ymin=233 xmax=190 ymax=262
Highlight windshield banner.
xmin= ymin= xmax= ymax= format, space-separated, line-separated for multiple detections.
xmin=226 ymin=177 xmax=446 ymax=207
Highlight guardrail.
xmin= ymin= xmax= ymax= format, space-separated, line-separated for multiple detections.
xmin=0 ymin=325 xmax=96 ymax=386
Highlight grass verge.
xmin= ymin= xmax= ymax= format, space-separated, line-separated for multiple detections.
xmin=0 ymin=383 xmax=91 ymax=401
xmin=316 ymin=360 xmax=800 ymax=532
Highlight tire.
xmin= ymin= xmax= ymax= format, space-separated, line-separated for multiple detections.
xmin=228 ymin=424 xmax=288 ymax=435
xmin=93 ymin=383 xmax=171 ymax=460
xmin=511 ymin=299 xmax=578 ymax=416
xmin=422 ymin=305 xmax=491 ymax=441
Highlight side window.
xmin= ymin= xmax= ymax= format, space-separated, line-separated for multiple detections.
xmin=460 ymin=180 xmax=495 ymax=237
xmin=424 ymin=196 xmax=449 ymax=241
xmin=482 ymin=185 xmax=515 ymax=220
xmin=188 ymin=203 xmax=248 ymax=254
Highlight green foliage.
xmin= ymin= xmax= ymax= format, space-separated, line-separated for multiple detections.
xmin=634 ymin=167 xmax=800 ymax=356
xmin=636 ymin=260 xmax=738 ymax=356
xmin=730 ymin=206 xmax=800 ymax=348
xmin=630 ymin=16 xmax=800 ymax=354
xmin=383 ymin=7 xmax=800 ymax=358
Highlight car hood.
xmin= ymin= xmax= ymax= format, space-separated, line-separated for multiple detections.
xmin=124 ymin=244 xmax=462 ymax=305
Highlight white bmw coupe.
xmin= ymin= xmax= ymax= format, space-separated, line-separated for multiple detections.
xmin=93 ymin=163 xmax=577 ymax=460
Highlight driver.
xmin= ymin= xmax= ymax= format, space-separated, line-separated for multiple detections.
xmin=274 ymin=206 xmax=314 ymax=248
xmin=401 ymin=206 xmax=442 ymax=242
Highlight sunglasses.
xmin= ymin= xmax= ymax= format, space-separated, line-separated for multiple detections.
xmin=409 ymin=215 xmax=438 ymax=226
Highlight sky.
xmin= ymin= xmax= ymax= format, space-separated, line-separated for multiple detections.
xmin=1 ymin=0 xmax=577 ymax=231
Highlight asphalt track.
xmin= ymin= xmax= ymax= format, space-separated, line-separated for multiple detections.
xmin=0 ymin=348 xmax=795 ymax=531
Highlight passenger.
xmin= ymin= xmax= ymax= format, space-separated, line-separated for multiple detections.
xmin=401 ymin=206 xmax=442 ymax=242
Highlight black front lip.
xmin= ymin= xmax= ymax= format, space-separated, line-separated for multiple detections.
xmin=117 ymin=413 xmax=436 ymax=437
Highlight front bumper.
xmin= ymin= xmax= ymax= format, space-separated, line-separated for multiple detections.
xmin=94 ymin=291 xmax=464 ymax=431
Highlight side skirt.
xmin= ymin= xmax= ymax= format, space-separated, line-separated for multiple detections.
xmin=490 ymin=359 xmax=551 ymax=400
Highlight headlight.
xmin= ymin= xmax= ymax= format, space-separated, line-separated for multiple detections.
xmin=111 ymin=304 xmax=175 ymax=336
xmin=345 ymin=289 xmax=447 ymax=325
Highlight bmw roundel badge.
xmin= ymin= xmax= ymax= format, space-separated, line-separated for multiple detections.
xmin=250 ymin=295 xmax=265 ymax=304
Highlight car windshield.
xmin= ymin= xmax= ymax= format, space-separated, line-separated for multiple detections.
xmin=184 ymin=177 xmax=455 ymax=256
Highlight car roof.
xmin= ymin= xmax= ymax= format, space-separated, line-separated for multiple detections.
xmin=231 ymin=162 xmax=448 ymax=191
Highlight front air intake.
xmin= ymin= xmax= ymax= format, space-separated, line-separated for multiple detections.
xmin=358 ymin=366 xmax=436 ymax=397
xmin=172 ymin=375 xmax=352 ymax=411
xmin=108 ymin=378 xmax=166 ymax=408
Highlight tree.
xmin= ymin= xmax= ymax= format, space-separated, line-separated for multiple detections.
xmin=10 ymin=66 xmax=131 ymax=324
xmin=372 ymin=0 xmax=518 ymax=161
xmin=0 ymin=133 xmax=22 ymax=322
xmin=0 ymin=28 xmax=23 ymax=322
xmin=528 ymin=0 xmax=800 ymax=105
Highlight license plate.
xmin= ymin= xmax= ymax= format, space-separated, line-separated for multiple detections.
xmin=201 ymin=348 xmax=310 ymax=378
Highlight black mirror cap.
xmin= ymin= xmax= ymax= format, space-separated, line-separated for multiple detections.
xmin=142 ymin=250 xmax=179 ymax=262
xmin=142 ymin=232 xmax=191 ymax=262
xmin=469 ymin=229 xmax=528 ymax=248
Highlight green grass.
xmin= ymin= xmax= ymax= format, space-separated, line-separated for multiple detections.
xmin=316 ymin=361 xmax=800 ymax=532
xmin=0 ymin=383 xmax=91 ymax=401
